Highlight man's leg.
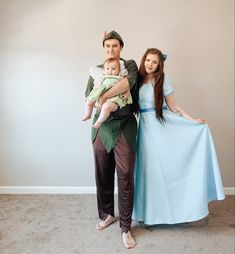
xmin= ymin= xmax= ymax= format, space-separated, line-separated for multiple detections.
xmin=114 ymin=133 xmax=136 ymax=248
xmin=93 ymin=135 xmax=115 ymax=229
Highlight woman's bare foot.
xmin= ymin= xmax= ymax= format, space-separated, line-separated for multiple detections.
xmin=96 ymin=215 xmax=115 ymax=230
xmin=122 ymin=231 xmax=137 ymax=249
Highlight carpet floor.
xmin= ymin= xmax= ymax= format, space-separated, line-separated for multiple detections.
xmin=0 ymin=195 xmax=234 ymax=254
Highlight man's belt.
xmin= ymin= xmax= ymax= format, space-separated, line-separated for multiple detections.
xmin=96 ymin=105 xmax=133 ymax=117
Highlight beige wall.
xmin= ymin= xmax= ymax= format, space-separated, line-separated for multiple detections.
xmin=0 ymin=0 xmax=234 ymax=188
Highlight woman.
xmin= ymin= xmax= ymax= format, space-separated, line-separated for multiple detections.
xmin=132 ymin=48 xmax=225 ymax=225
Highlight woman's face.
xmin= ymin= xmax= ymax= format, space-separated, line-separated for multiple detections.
xmin=144 ymin=54 xmax=159 ymax=74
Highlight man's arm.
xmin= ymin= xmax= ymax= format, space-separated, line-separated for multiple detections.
xmin=101 ymin=77 xmax=129 ymax=100
xmin=85 ymin=76 xmax=94 ymax=97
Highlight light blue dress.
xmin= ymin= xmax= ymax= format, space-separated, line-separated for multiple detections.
xmin=132 ymin=75 xmax=225 ymax=225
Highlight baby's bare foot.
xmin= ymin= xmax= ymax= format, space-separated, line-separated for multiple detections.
xmin=92 ymin=121 xmax=102 ymax=129
xmin=82 ymin=115 xmax=91 ymax=121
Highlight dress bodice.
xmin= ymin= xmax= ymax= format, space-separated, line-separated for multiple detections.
xmin=138 ymin=84 xmax=155 ymax=109
xmin=138 ymin=74 xmax=175 ymax=110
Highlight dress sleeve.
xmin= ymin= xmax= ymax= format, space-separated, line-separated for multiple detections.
xmin=163 ymin=74 xmax=175 ymax=96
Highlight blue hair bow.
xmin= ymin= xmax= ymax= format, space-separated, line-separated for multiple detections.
xmin=162 ymin=54 xmax=167 ymax=61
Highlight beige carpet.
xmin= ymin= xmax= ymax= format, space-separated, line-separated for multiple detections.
xmin=0 ymin=195 xmax=234 ymax=254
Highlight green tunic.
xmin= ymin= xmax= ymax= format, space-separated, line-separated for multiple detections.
xmin=85 ymin=58 xmax=138 ymax=152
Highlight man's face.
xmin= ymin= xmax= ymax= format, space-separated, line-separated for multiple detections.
xmin=104 ymin=39 xmax=122 ymax=59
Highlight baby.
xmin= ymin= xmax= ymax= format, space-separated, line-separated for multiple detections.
xmin=82 ymin=58 xmax=132 ymax=129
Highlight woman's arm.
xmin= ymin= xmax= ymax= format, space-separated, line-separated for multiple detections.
xmin=165 ymin=93 xmax=206 ymax=123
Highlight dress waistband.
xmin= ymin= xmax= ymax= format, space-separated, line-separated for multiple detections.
xmin=140 ymin=106 xmax=168 ymax=113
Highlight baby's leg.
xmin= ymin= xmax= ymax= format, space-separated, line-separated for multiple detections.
xmin=82 ymin=100 xmax=95 ymax=121
xmin=92 ymin=101 xmax=118 ymax=129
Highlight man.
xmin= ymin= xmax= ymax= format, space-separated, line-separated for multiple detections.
xmin=85 ymin=31 xmax=138 ymax=249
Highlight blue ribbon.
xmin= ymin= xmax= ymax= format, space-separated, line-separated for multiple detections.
xmin=162 ymin=54 xmax=167 ymax=61
xmin=140 ymin=106 xmax=168 ymax=113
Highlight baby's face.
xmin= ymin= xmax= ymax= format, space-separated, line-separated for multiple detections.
xmin=104 ymin=61 xmax=120 ymax=76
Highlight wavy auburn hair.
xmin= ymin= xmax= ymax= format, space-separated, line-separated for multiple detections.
xmin=138 ymin=48 xmax=165 ymax=123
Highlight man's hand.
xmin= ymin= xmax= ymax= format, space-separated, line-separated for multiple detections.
xmin=121 ymin=89 xmax=131 ymax=99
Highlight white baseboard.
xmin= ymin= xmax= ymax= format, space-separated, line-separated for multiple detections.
xmin=224 ymin=187 xmax=235 ymax=195
xmin=0 ymin=186 xmax=234 ymax=195
xmin=0 ymin=186 xmax=118 ymax=194
xmin=0 ymin=186 xmax=97 ymax=194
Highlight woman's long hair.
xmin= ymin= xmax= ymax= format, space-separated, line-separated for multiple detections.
xmin=138 ymin=48 xmax=165 ymax=123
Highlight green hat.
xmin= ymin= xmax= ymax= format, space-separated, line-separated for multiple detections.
xmin=103 ymin=31 xmax=124 ymax=47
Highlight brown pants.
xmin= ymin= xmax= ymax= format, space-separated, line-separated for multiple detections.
xmin=93 ymin=133 xmax=135 ymax=233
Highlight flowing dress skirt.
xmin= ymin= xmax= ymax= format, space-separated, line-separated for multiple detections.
xmin=132 ymin=107 xmax=225 ymax=224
